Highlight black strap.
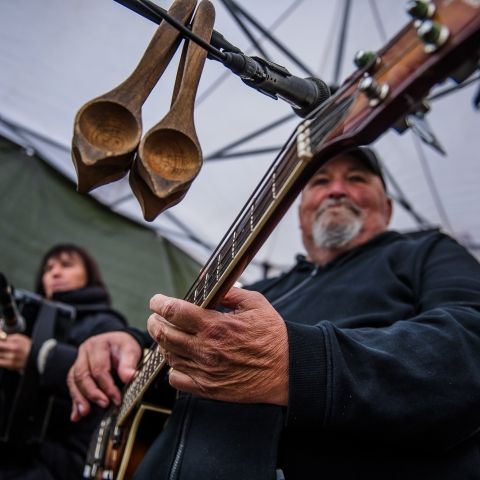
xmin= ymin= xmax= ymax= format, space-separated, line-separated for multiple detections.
xmin=4 ymin=302 xmax=58 ymax=445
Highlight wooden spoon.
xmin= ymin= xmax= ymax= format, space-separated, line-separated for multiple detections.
xmin=130 ymin=0 xmax=215 ymax=221
xmin=72 ymin=0 xmax=198 ymax=194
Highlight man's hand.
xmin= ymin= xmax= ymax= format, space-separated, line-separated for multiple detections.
xmin=67 ymin=331 xmax=142 ymax=421
xmin=0 ymin=331 xmax=31 ymax=371
xmin=148 ymin=287 xmax=289 ymax=406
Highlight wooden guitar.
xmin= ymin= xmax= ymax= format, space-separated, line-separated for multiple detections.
xmin=83 ymin=1 xmax=480 ymax=478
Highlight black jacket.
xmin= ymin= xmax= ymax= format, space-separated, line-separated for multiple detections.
xmin=133 ymin=230 xmax=480 ymax=479
xmin=0 ymin=286 xmax=127 ymax=480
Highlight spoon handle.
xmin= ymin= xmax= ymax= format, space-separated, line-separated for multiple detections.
xmin=109 ymin=0 xmax=198 ymax=111
xmin=169 ymin=0 xmax=215 ymax=125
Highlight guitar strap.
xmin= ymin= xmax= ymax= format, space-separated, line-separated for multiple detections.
xmin=4 ymin=302 xmax=58 ymax=445
xmin=1 ymin=300 xmax=75 ymax=447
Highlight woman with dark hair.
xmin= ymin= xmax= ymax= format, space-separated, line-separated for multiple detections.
xmin=0 ymin=243 xmax=128 ymax=480
xmin=34 ymin=243 xmax=108 ymax=298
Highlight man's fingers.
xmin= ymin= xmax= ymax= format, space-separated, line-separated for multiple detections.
xmin=148 ymin=313 xmax=203 ymax=363
xmin=67 ymin=368 xmax=91 ymax=422
xmin=69 ymin=337 xmax=117 ymax=408
xmin=72 ymin=359 xmax=112 ymax=408
xmin=168 ymin=368 xmax=203 ymax=396
xmin=114 ymin=342 xmax=142 ymax=384
xmin=67 ymin=332 xmax=143 ymax=417
xmin=219 ymin=287 xmax=266 ymax=311
xmin=84 ymin=340 xmax=122 ymax=406
xmin=149 ymin=294 xmax=215 ymax=333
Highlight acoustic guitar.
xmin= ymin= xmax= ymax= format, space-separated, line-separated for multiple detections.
xmin=83 ymin=1 xmax=480 ymax=478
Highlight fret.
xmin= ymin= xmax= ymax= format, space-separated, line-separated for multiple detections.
xmin=272 ymin=171 xmax=277 ymax=200
xmin=212 ymin=245 xmax=229 ymax=286
xmin=193 ymin=288 xmax=198 ymax=304
xmin=250 ymin=203 xmax=255 ymax=232
xmin=296 ymin=119 xmax=313 ymax=161
xmin=117 ymin=346 xmax=166 ymax=426
xmin=231 ymin=231 xmax=236 ymax=259
xmin=203 ymin=273 xmax=209 ymax=301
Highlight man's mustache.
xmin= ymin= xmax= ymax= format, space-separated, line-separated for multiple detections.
xmin=316 ymin=197 xmax=362 ymax=218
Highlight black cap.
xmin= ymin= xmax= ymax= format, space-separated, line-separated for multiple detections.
xmin=343 ymin=146 xmax=387 ymax=191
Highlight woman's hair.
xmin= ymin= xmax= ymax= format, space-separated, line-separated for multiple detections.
xmin=34 ymin=243 xmax=108 ymax=297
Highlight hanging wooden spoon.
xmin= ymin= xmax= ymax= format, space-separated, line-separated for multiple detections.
xmin=129 ymin=0 xmax=215 ymax=221
xmin=72 ymin=0 xmax=198 ymax=194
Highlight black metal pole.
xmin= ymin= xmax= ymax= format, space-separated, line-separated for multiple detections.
xmin=332 ymin=0 xmax=352 ymax=86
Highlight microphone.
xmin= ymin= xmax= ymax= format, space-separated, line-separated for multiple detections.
xmin=222 ymin=52 xmax=331 ymax=117
xmin=0 ymin=273 xmax=26 ymax=334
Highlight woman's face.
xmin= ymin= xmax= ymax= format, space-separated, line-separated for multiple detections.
xmin=42 ymin=251 xmax=88 ymax=299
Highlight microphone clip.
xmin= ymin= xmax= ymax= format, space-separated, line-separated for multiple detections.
xmin=221 ymin=52 xmax=330 ymax=117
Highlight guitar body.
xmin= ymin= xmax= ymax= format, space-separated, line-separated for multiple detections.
xmin=84 ymin=366 xmax=176 ymax=480
xmin=82 ymin=1 xmax=480 ymax=478
xmin=104 ymin=403 xmax=172 ymax=480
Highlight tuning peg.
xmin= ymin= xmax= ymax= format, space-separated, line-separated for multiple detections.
xmin=417 ymin=20 xmax=450 ymax=53
xmin=353 ymin=50 xmax=381 ymax=71
xmin=358 ymin=76 xmax=389 ymax=107
xmin=406 ymin=0 xmax=436 ymax=21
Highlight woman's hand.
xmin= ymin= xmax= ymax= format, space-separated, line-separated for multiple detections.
xmin=0 ymin=331 xmax=32 ymax=371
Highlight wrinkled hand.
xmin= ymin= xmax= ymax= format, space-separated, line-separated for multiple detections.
xmin=0 ymin=331 xmax=31 ymax=371
xmin=67 ymin=331 xmax=142 ymax=421
xmin=148 ymin=287 xmax=289 ymax=406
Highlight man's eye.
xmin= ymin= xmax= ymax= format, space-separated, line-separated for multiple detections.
xmin=312 ymin=177 xmax=329 ymax=186
xmin=349 ymin=175 xmax=366 ymax=183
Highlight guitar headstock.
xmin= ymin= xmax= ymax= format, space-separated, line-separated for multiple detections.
xmin=308 ymin=0 xmax=480 ymax=160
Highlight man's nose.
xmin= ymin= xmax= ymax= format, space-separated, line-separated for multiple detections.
xmin=327 ymin=179 xmax=348 ymax=198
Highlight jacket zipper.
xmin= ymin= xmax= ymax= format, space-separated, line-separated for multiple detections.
xmin=169 ymin=395 xmax=193 ymax=480
xmin=270 ymin=266 xmax=319 ymax=308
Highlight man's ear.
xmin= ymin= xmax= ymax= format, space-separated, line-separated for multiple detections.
xmin=385 ymin=196 xmax=393 ymax=224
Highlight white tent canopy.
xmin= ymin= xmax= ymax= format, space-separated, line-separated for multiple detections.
xmin=1 ymin=0 xmax=479 ymax=282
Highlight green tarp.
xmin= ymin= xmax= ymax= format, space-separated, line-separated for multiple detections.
xmin=0 ymin=136 xmax=200 ymax=328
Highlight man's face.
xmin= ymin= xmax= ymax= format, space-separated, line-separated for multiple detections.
xmin=299 ymin=154 xmax=392 ymax=253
